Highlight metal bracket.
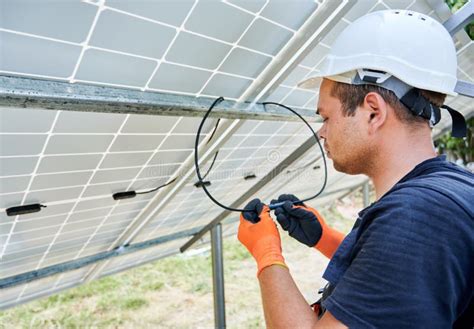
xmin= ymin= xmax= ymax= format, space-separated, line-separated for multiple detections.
xmin=455 ymin=80 xmax=474 ymax=98
xmin=443 ymin=0 xmax=474 ymax=35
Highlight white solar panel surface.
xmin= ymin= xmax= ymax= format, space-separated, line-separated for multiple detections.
xmin=0 ymin=0 xmax=472 ymax=309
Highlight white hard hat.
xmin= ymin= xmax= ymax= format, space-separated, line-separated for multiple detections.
xmin=299 ymin=10 xmax=458 ymax=96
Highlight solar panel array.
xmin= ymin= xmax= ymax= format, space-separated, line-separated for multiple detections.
xmin=1 ymin=0 xmax=473 ymax=309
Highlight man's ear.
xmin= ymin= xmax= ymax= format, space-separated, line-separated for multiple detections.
xmin=364 ymin=92 xmax=387 ymax=134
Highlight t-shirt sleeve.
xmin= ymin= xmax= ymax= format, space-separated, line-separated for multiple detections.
xmin=322 ymin=188 xmax=470 ymax=329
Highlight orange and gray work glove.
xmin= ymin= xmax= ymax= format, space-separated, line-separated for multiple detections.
xmin=238 ymin=198 xmax=288 ymax=276
xmin=271 ymin=194 xmax=344 ymax=259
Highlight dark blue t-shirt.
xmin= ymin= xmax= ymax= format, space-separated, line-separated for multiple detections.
xmin=322 ymin=156 xmax=474 ymax=328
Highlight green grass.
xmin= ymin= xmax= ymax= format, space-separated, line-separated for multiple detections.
xmin=119 ymin=297 xmax=149 ymax=310
xmin=0 ymin=240 xmax=252 ymax=328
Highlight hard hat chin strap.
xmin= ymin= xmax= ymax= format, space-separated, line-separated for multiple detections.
xmin=351 ymin=70 xmax=467 ymax=138
xmin=440 ymin=105 xmax=468 ymax=138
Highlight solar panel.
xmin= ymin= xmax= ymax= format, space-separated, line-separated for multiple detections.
xmin=0 ymin=0 xmax=472 ymax=310
xmin=0 ymin=111 xmax=218 ymax=286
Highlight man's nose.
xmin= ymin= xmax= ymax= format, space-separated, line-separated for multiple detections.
xmin=317 ymin=126 xmax=326 ymax=140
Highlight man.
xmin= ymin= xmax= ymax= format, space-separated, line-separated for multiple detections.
xmin=237 ymin=10 xmax=473 ymax=328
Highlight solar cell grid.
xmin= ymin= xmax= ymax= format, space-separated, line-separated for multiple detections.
xmin=0 ymin=0 xmax=316 ymax=100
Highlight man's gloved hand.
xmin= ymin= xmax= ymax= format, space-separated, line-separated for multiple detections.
xmin=271 ymin=194 xmax=323 ymax=247
xmin=271 ymin=194 xmax=344 ymax=259
xmin=238 ymin=199 xmax=288 ymax=276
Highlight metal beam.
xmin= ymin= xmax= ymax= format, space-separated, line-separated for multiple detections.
xmin=211 ymin=224 xmax=226 ymax=329
xmin=443 ymin=0 xmax=474 ymax=35
xmin=0 ymin=227 xmax=200 ymax=290
xmin=180 ymin=136 xmax=316 ymax=252
xmin=0 ymin=75 xmax=317 ymax=121
xmin=454 ymin=80 xmax=474 ymax=98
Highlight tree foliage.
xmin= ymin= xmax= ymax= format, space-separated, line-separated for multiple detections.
xmin=436 ymin=117 xmax=474 ymax=164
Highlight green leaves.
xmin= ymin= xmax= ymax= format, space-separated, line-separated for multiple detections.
xmin=436 ymin=118 xmax=473 ymax=164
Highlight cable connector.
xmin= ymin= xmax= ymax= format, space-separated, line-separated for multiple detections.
xmin=6 ymin=204 xmax=47 ymax=216
xmin=112 ymin=177 xmax=177 ymax=201
xmin=194 ymin=181 xmax=211 ymax=188
xmin=112 ymin=191 xmax=137 ymax=200
xmin=244 ymin=173 xmax=257 ymax=180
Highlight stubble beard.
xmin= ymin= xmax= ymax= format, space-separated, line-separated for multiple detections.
xmin=331 ymin=148 xmax=371 ymax=176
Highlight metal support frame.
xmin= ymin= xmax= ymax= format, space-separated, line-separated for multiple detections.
xmin=0 ymin=0 xmax=356 ymax=296
xmin=363 ymin=182 xmax=370 ymax=208
xmin=211 ymin=224 xmax=226 ymax=329
xmin=84 ymin=0 xmax=354 ymax=281
xmin=0 ymin=75 xmax=315 ymax=121
xmin=454 ymin=80 xmax=474 ymax=98
xmin=443 ymin=0 xmax=473 ymax=35
xmin=0 ymin=227 xmax=200 ymax=290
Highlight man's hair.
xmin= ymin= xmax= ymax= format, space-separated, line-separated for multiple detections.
xmin=330 ymin=82 xmax=446 ymax=125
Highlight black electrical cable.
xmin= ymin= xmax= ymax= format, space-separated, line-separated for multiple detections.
xmin=136 ymin=177 xmax=178 ymax=195
xmin=201 ymin=151 xmax=219 ymax=181
xmin=194 ymin=97 xmax=328 ymax=212
xmin=206 ymin=119 xmax=221 ymax=145
xmin=286 ymin=158 xmax=318 ymax=174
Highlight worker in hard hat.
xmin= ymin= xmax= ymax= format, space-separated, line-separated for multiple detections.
xmin=238 ymin=10 xmax=473 ymax=328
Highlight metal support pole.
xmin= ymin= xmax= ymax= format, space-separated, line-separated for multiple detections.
xmin=363 ymin=182 xmax=370 ymax=208
xmin=211 ymin=224 xmax=226 ymax=329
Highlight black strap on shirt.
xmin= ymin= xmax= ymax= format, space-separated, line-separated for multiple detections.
xmin=399 ymin=89 xmax=467 ymax=138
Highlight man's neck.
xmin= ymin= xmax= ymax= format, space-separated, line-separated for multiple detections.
xmin=368 ymin=133 xmax=436 ymax=200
